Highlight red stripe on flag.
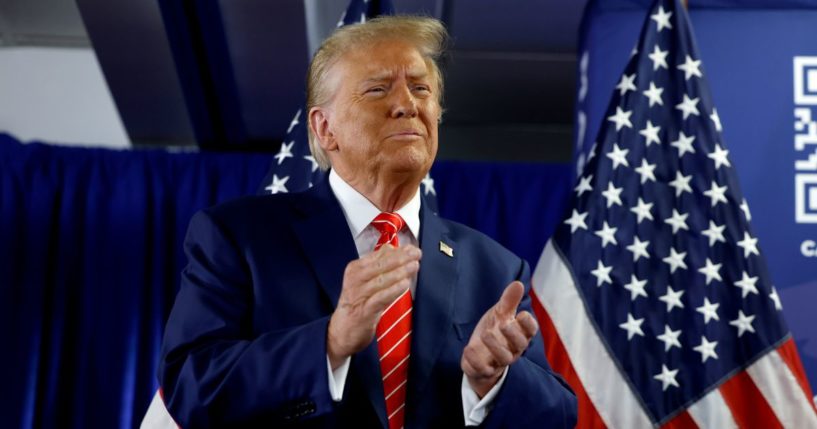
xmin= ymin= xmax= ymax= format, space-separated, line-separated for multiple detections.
xmin=661 ymin=410 xmax=698 ymax=429
xmin=719 ymin=370 xmax=783 ymax=429
xmin=531 ymin=289 xmax=606 ymax=429
xmin=777 ymin=338 xmax=817 ymax=415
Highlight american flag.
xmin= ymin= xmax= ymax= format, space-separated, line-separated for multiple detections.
xmin=256 ymin=0 xmax=439 ymax=210
xmin=531 ymin=0 xmax=817 ymax=427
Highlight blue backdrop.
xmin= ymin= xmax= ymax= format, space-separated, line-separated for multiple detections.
xmin=577 ymin=0 xmax=817 ymax=396
xmin=0 ymin=133 xmax=572 ymax=428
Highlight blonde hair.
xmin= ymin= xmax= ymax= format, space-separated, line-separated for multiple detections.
xmin=306 ymin=15 xmax=448 ymax=170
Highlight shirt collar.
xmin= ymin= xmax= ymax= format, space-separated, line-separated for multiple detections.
xmin=329 ymin=169 xmax=421 ymax=240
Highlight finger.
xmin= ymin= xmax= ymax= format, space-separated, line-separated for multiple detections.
xmin=366 ymin=277 xmax=411 ymax=314
xmin=462 ymin=343 xmax=498 ymax=379
xmin=362 ymin=258 xmax=419 ymax=295
xmin=355 ymin=245 xmax=422 ymax=283
xmin=481 ymin=328 xmax=514 ymax=367
xmin=499 ymin=321 xmax=530 ymax=355
xmin=494 ymin=281 xmax=525 ymax=319
xmin=515 ymin=311 xmax=539 ymax=339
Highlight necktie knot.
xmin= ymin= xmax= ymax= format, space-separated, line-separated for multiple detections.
xmin=372 ymin=212 xmax=405 ymax=251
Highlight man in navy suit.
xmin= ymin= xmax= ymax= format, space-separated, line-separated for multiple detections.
xmin=159 ymin=16 xmax=576 ymax=428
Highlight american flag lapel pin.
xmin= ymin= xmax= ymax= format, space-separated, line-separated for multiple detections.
xmin=439 ymin=241 xmax=453 ymax=257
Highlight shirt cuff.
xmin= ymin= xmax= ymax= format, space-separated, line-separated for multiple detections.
xmin=326 ymin=355 xmax=351 ymax=402
xmin=461 ymin=367 xmax=509 ymax=426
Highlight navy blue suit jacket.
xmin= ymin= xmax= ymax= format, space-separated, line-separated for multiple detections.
xmin=159 ymin=177 xmax=577 ymax=428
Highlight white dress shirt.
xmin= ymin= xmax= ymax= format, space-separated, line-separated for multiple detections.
xmin=324 ymin=169 xmax=506 ymax=426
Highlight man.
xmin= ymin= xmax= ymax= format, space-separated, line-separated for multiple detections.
xmin=159 ymin=16 xmax=576 ymax=428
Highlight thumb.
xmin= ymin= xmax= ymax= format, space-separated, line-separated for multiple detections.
xmin=495 ymin=281 xmax=524 ymax=318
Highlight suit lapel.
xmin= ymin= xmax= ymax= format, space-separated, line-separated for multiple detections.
xmin=290 ymin=178 xmax=389 ymax=428
xmin=407 ymin=201 xmax=458 ymax=425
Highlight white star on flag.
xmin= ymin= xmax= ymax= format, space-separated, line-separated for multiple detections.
xmin=626 ymin=236 xmax=650 ymax=262
xmin=676 ymin=55 xmax=703 ymax=80
xmin=696 ymin=298 xmax=720 ymax=324
xmin=693 ymin=336 xmax=719 ymax=362
xmin=657 ymin=325 xmax=682 ymax=351
xmin=737 ymin=232 xmax=760 ymax=258
xmin=623 ymin=274 xmax=648 ymax=301
xmin=729 ymin=310 xmax=756 ymax=337
xmin=607 ymin=106 xmax=633 ymax=131
xmin=274 ymin=141 xmax=295 ymax=165
xmin=616 ymin=73 xmax=637 ymax=95
xmin=606 ymin=143 xmax=630 ymax=169
xmin=675 ymin=94 xmax=700 ymax=119
xmin=642 ymin=81 xmax=664 ymax=107
xmin=575 ymin=175 xmax=593 ymax=196
xmin=639 ymin=120 xmax=662 ymax=146
xmin=648 ymin=45 xmax=669 ymax=70
xmin=634 ymin=160 xmax=657 ymax=184
xmin=707 ymin=144 xmax=731 ymax=169
xmin=659 ymin=285 xmax=685 ymax=312
xmin=564 ymin=209 xmax=589 ymax=233
xmin=654 ymin=365 xmax=680 ymax=391
xmin=619 ymin=313 xmax=645 ymax=340
xmin=265 ymin=174 xmax=290 ymax=194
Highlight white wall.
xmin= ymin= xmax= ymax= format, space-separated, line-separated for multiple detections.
xmin=0 ymin=46 xmax=130 ymax=148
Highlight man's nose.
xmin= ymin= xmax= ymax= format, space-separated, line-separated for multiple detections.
xmin=390 ymin=86 xmax=418 ymax=118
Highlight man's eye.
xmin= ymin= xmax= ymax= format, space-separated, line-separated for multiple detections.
xmin=366 ymin=87 xmax=385 ymax=94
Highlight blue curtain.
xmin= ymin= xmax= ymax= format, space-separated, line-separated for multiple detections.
xmin=0 ymin=133 xmax=572 ymax=428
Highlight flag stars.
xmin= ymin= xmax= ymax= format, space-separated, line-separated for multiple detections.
xmin=697 ymin=258 xmax=723 ymax=285
xmin=606 ymin=144 xmax=630 ymax=169
xmin=651 ymin=6 xmax=673 ymax=32
xmin=639 ymin=120 xmax=662 ymax=147
xmin=740 ymin=199 xmax=752 ymax=222
xmin=729 ymin=310 xmax=756 ymax=337
xmin=303 ymin=155 xmax=319 ymax=172
xmin=677 ymin=55 xmax=703 ymax=80
xmin=421 ymin=173 xmax=436 ymax=195
xmin=669 ymin=171 xmax=693 ymax=197
xmin=619 ymin=313 xmax=645 ymax=340
xmin=286 ymin=109 xmax=301 ymax=134
xmin=670 ymin=131 xmax=696 ymax=158
xmin=710 ymin=108 xmax=723 ymax=132
xmin=770 ymin=287 xmax=783 ymax=311
xmin=608 ymin=107 xmax=634 ymax=131
xmin=654 ymin=365 xmax=680 ymax=391
xmin=696 ymin=298 xmax=720 ymax=324
xmin=656 ymin=325 xmax=682 ymax=352
xmin=274 ymin=141 xmax=295 ymax=165
xmin=630 ymin=197 xmax=654 ymax=223
xmin=703 ymin=181 xmax=729 ymax=207
xmin=265 ymin=174 xmax=290 ymax=194
xmin=659 ymin=285 xmax=685 ymax=312
xmin=602 ymin=182 xmax=624 ymax=208
xmin=734 ymin=271 xmax=760 ymax=298
xmin=591 ymin=260 xmax=613 ymax=287
xmin=634 ymin=160 xmax=657 ymax=184
xmin=575 ymin=175 xmax=593 ymax=196
xmin=693 ymin=336 xmax=719 ymax=363
xmin=642 ymin=81 xmax=664 ymax=107
xmin=595 ymin=221 xmax=618 ymax=248
xmin=664 ymin=209 xmax=690 ymax=234
xmin=663 ymin=247 xmax=688 ymax=273
xmin=649 ymin=45 xmax=669 ymax=71
xmin=708 ymin=144 xmax=731 ymax=169
xmin=626 ymin=236 xmax=650 ymax=262
xmin=623 ymin=274 xmax=648 ymax=301
xmin=701 ymin=220 xmax=726 ymax=246
xmin=616 ymin=73 xmax=637 ymax=96
xmin=737 ymin=232 xmax=760 ymax=258
xmin=675 ymin=94 xmax=701 ymax=120
xmin=564 ymin=209 xmax=589 ymax=233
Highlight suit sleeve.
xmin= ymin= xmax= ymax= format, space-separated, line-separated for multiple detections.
xmin=158 ymin=210 xmax=335 ymax=427
xmin=482 ymin=259 xmax=578 ymax=429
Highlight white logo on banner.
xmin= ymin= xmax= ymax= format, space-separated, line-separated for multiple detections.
xmin=793 ymin=57 xmax=817 ymax=227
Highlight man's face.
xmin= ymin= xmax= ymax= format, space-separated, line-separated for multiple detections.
xmin=318 ymin=39 xmax=440 ymax=184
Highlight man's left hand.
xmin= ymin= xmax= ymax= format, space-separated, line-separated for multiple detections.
xmin=460 ymin=281 xmax=539 ymax=397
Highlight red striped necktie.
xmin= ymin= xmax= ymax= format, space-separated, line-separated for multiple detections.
xmin=371 ymin=212 xmax=412 ymax=429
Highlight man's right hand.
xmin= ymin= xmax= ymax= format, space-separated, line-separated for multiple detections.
xmin=327 ymin=245 xmax=422 ymax=369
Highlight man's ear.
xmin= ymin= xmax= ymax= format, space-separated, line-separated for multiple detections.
xmin=308 ymin=107 xmax=337 ymax=152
